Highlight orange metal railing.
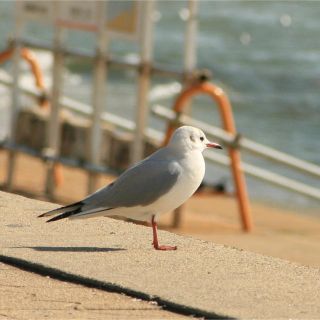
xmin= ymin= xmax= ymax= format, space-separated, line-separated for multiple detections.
xmin=0 ymin=46 xmax=63 ymax=188
xmin=0 ymin=47 xmax=49 ymax=108
xmin=163 ymin=80 xmax=253 ymax=232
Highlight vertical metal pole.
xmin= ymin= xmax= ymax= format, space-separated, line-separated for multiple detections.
xmin=172 ymin=0 xmax=198 ymax=228
xmin=131 ymin=1 xmax=155 ymax=164
xmin=6 ymin=5 xmax=24 ymax=191
xmin=184 ymin=0 xmax=198 ymax=78
xmin=45 ymin=24 xmax=65 ymax=199
xmin=87 ymin=1 xmax=108 ymax=194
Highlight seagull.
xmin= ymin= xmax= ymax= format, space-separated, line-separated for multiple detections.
xmin=39 ymin=126 xmax=222 ymax=250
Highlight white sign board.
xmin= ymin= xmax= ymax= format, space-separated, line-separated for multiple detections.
xmin=17 ymin=1 xmax=55 ymax=23
xmin=107 ymin=1 xmax=141 ymax=40
xmin=16 ymin=0 xmax=142 ymax=40
xmin=56 ymin=1 xmax=99 ymax=31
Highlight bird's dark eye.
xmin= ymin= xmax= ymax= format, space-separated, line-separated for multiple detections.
xmin=200 ymin=136 xmax=204 ymax=141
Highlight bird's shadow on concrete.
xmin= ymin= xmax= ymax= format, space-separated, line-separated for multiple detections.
xmin=13 ymin=246 xmax=126 ymax=253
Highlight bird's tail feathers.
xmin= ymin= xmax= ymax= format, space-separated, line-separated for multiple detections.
xmin=38 ymin=201 xmax=83 ymax=220
xmin=39 ymin=201 xmax=113 ymax=223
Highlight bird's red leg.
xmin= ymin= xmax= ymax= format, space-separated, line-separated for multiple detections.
xmin=151 ymin=215 xmax=177 ymax=251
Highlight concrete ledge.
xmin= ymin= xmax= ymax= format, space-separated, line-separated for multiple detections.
xmin=1 ymin=191 xmax=320 ymax=319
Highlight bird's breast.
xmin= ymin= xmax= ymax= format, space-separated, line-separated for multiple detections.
xmin=179 ymin=151 xmax=205 ymax=190
xmin=150 ymin=152 xmax=205 ymax=215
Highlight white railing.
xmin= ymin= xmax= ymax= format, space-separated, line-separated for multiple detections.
xmin=152 ymin=104 xmax=320 ymax=201
xmin=1 ymin=72 xmax=319 ymax=201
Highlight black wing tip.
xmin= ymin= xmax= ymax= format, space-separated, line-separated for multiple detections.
xmin=38 ymin=212 xmax=48 ymax=218
xmin=38 ymin=208 xmax=61 ymax=218
xmin=46 ymin=216 xmax=61 ymax=223
xmin=46 ymin=206 xmax=114 ymax=222
xmin=39 ymin=201 xmax=85 ymax=222
xmin=38 ymin=209 xmax=56 ymax=218
xmin=46 ymin=211 xmax=75 ymax=223
xmin=38 ymin=201 xmax=84 ymax=219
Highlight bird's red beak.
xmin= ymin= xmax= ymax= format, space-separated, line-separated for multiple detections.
xmin=206 ymin=142 xmax=223 ymax=149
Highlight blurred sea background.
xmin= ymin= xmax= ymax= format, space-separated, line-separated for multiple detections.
xmin=0 ymin=1 xmax=319 ymax=213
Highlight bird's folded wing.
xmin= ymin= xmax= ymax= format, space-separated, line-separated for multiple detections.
xmin=80 ymin=159 xmax=182 ymax=213
xmin=39 ymin=158 xmax=182 ymax=221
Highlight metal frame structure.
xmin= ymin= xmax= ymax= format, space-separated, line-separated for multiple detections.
xmin=2 ymin=73 xmax=319 ymax=202
xmin=1 ymin=73 xmax=319 ymax=216
xmin=153 ymin=105 xmax=320 ymax=201
xmin=2 ymin=0 xmax=199 ymax=199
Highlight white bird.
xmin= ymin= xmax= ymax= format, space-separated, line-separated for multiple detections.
xmin=39 ymin=126 xmax=222 ymax=250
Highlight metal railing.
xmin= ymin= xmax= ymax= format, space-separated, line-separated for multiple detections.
xmin=1 ymin=72 xmax=319 ymax=202
xmin=152 ymin=104 xmax=320 ymax=201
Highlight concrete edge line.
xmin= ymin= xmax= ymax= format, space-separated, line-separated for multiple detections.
xmin=0 ymin=254 xmax=235 ymax=320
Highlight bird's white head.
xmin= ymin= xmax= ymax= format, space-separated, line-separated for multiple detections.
xmin=169 ymin=126 xmax=222 ymax=153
